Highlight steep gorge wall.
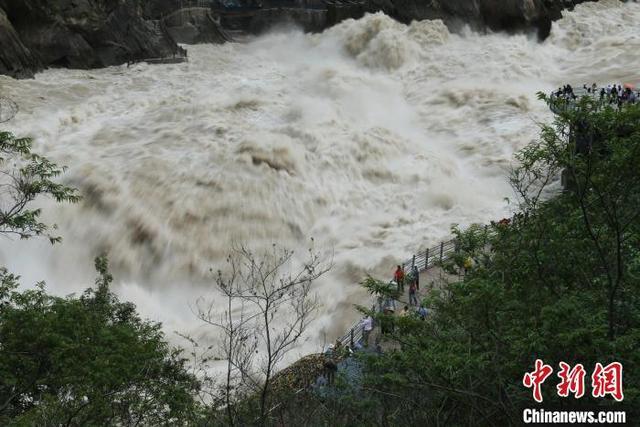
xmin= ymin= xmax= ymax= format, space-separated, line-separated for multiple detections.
xmin=369 ymin=0 xmax=595 ymax=39
xmin=0 ymin=7 xmax=38 ymax=78
xmin=0 ymin=0 xmax=184 ymax=78
xmin=0 ymin=0 xmax=600 ymax=78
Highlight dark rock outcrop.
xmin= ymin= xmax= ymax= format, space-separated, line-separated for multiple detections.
xmin=142 ymin=0 xmax=221 ymax=20
xmin=326 ymin=0 xmax=367 ymax=27
xmin=368 ymin=0 xmax=594 ymax=39
xmin=0 ymin=7 xmax=39 ymax=78
xmin=162 ymin=7 xmax=232 ymax=44
xmin=0 ymin=0 xmax=185 ymax=78
xmin=214 ymin=0 xmax=593 ymax=39
xmin=0 ymin=0 xmax=598 ymax=78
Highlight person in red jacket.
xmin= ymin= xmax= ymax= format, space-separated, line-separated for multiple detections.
xmin=394 ymin=265 xmax=405 ymax=293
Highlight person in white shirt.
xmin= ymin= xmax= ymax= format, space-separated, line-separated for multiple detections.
xmin=362 ymin=315 xmax=373 ymax=347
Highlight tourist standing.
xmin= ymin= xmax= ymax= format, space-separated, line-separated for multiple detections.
xmin=411 ymin=264 xmax=419 ymax=290
xmin=394 ymin=265 xmax=405 ymax=293
xmin=362 ymin=315 xmax=373 ymax=348
xmin=409 ymin=281 xmax=418 ymax=306
xmin=418 ymin=304 xmax=428 ymax=320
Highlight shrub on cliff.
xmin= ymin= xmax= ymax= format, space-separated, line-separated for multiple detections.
xmin=0 ymin=257 xmax=201 ymax=425
xmin=0 ymin=131 xmax=80 ymax=242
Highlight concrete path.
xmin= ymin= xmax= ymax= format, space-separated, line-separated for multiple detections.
xmin=367 ymin=266 xmax=461 ymax=352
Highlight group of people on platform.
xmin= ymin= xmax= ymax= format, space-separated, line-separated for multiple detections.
xmin=554 ymin=84 xmax=578 ymax=100
xmin=376 ymin=264 xmax=429 ymax=334
xmin=322 ymin=263 xmax=432 ymax=385
xmin=394 ymin=264 xmax=421 ymax=306
xmin=552 ymin=82 xmax=639 ymax=107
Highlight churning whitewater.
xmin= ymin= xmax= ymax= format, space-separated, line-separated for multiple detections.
xmin=1 ymin=0 xmax=639 ymax=354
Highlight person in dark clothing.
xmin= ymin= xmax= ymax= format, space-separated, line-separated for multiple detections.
xmin=411 ymin=265 xmax=419 ymax=290
xmin=409 ymin=281 xmax=418 ymax=306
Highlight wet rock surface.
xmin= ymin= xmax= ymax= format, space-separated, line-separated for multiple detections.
xmin=216 ymin=0 xmax=594 ymax=39
xmin=162 ymin=7 xmax=231 ymax=44
xmin=0 ymin=7 xmax=39 ymax=78
xmin=368 ymin=0 xmax=594 ymax=39
xmin=0 ymin=0 xmax=184 ymax=78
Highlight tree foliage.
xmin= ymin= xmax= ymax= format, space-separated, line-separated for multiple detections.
xmin=0 ymin=131 xmax=80 ymax=243
xmin=0 ymin=257 xmax=201 ymax=426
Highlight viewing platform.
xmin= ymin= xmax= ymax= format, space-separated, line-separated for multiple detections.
xmin=549 ymin=83 xmax=638 ymax=114
xmin=548 ymin=83 xmax=638 ymax=190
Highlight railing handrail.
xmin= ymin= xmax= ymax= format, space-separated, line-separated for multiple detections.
xmin=337 ymin=214 xmax=524 ymax=349
xmin=549 ymin=86 xmax=639 ymax=114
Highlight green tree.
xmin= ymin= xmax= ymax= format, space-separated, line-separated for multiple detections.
xmin=0 ymin=131 xmax=80 ymax=243
xmin=0 ymin=257 xmax=201 ymax=426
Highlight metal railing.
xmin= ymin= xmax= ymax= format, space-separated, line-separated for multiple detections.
xmin=549 ymin=88 xmax=594 ymax=114
xmin=401 ymin=238 xmax=457 ymax=272
xmin=269 ymin=223 xmax=495 ymax=417
xmin=268 ymin=232 xmax=459 ymax=418
xmin=336 ymin=216 xmax=525 ymax=348
xmin=337 ymin=235 xmax=462 ymax=349
xmin=338 ymin=319 xmax=364 ymax=348
xmin=549 ymin=86 xmax=639 ymax=114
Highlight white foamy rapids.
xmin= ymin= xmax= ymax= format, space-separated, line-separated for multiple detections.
xmin=1 ymin=1 xmax=639 ymax=360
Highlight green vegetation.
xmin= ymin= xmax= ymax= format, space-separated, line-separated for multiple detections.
xmin=0 ymin=258 xmax=200 ymax=425
xmin=0 ymin=131 xmax=80 ymax=243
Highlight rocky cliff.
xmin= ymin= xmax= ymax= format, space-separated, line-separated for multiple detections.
xmin=0 ymin=7 xmax=38 ymax=78
xmin=0 ymin=0 xmax=597 ymax=78
xmin=368 ymin=0 xmax=594 ymax=39
xmin=210 ymin=0 xmax=594 ymax=38
xmin=0 ymin=0 xmax=184 ymax=78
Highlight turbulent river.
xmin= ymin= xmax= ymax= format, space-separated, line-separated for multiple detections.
xmin=1 ymin=0 xmax=639 ymax=357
